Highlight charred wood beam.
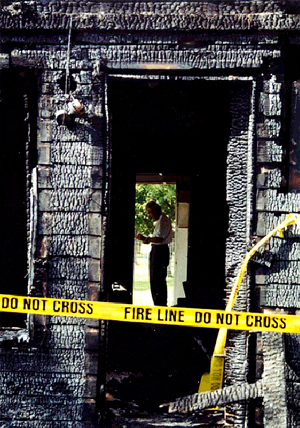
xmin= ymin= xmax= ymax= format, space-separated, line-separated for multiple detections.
xmin=164 ymin=380 xmax=263 ymax=414
xmin=9 ymin=45 xmax=281 ymax=71
xmin=1 ymin=1 xmax=300 ymax=31
xmin=259 ymin=284 xmax=300 ymax=309
xmin=0 ymin=31 xmax=280 ymax=47
xmin=262 ymin=332 xmax=288 ymax=428
xmin=166 ymin=334 xmax=286 ymax=422
xmin=257 ymin=189 xmax=300 ymax=212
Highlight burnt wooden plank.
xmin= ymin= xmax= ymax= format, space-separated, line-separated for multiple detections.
xmin=255 ymin=260 xmax=300 ymax=285
xmin=10 ymin=45 xmax=281 ymax=70
xmin=256 ymin=213 xmax=300 ymax=238
xmin=256 ymin=190 xmax=300 ymax=212
xmin=259 ymin=284 xmax=300 ymax=308
xmin=262 ymin=332 xmax=287 ymax=427
xmin=257 ymin=167 xmax=283 ymax=189
xmin=167 ymin=380 xmax=263 ymax=413
xmin=0 ymin=1 xmax=300 ymax=31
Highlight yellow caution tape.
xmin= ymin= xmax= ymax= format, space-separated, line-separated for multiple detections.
xmin=199 ymin=213 xmax=300 ymax=394
xmin=0 ymin=293 xmax=300 ymax=333
xmin=1 ymin=213 xmax=299 ymax=402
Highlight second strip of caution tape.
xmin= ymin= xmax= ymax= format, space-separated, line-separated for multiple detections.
xmin=1 ymin=293 xmax=300 ymax=333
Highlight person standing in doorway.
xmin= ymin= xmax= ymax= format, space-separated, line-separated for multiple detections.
xmin=136 ymin=201 xmax=173 ymax=306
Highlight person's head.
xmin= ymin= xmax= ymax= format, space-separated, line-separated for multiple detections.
xmin=145 ymin=201 xmax=162 ymax=221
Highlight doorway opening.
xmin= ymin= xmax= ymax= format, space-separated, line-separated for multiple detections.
xmin=105 ymin=77 xmax=230 ymax=310
xmin=133 ymin=182 xmax=176 ymax=306
xmin=103 ymin=76 xmax=232 ymax=421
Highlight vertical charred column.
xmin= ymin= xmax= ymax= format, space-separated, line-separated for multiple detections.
xmin=34 ymin=59 xmax=105 ymax=422
xmin=224 ymin=81 xmax=254 ymax=426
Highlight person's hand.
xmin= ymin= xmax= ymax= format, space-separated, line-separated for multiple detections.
xmin=136 ymin=234 xmax=151 ymax=244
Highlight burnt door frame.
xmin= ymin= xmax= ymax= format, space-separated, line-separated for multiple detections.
xmin=100 ymin=72 xmax=256 ymax=421
xmin=102 ymin=73 xmax=255 ymax=303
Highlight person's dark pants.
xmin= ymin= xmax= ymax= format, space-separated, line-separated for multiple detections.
xmin=150 ymin=244 xmax=169 ymax=306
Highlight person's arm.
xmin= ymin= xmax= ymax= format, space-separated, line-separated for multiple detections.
xmin=136 ymin=234 xmax=163 ymax=244
xmin=143 ymin=236 xmax=164 ymax=244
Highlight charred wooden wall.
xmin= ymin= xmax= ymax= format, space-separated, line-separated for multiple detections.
xmin=0 ymin=66 xmax=104 ymax=427
xmin=0 ymin=1 xmax=300 ymax=427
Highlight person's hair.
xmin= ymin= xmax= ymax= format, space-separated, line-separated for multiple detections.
xmin=146 ymin=201 xmax=162 ymax=215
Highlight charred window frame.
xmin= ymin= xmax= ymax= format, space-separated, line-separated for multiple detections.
xmin=0 ymin=69 xmax=37 ymax=330
xmin=289 ymin=80 xmax=300 ymax=191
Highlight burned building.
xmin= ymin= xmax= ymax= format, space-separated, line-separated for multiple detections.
xmin=0 ymin=0 xmax=300 ymax=426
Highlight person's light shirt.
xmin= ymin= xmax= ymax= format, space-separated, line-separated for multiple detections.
xmin=151 ymin=214 xmax=173 ymax=245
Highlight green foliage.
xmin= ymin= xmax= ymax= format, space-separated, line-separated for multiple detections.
xmin=135 ymin=183 xmax=176 ymax=236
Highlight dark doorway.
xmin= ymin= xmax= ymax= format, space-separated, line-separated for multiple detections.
xmin=105 ymin=77 xmax=230 ymax=309
xmin=102 ymin=77 xmax=231 ymax=422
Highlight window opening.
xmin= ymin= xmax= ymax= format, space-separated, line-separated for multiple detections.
xmin=0 ymin=70 xmax=37 ymax=328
